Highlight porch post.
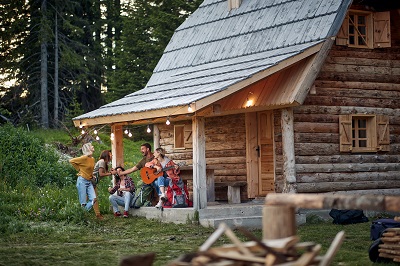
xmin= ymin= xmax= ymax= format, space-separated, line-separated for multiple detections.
xmin=281 ymin=108 xmax=297 ymax=193
xmin=192 ymin=116 xmax=207 ymax=210
xmin=153 ymin=124 xmax=160 ymax=150
xmin=111 ymin=124 xmax=124 ymax=169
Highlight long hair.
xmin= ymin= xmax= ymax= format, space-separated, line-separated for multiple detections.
xmin=99 ymin=150 xmax=111 ymax=171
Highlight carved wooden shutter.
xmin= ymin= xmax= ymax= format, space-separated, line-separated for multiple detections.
xmin=373 ymin=11 xmax=391 ymax=48
xmin=336 ymin=14 xmax=349 ymax=46
xmin=339 ymin=114 xmax=352 ymax=152
xmin=376 ymin=115 xmax=390 ymax=151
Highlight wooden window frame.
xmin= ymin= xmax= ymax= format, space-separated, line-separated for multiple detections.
xmin=336 ymin=10 xmax=391 ymax=49
xmin=339 ymin=114 xmax=390 ymax=153
xmin=348 ymin=11 xmax=373 ymax=48
xmin=174 ymin=124 xmax=192 ymax=150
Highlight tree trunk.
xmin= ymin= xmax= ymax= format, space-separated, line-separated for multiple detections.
xmin=53 ymin=11 xmax=59 ymax=127
xmin=40 ymin=0 xmax=49 ymax=128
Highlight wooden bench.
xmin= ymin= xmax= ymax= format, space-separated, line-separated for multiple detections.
xmin=215 ymin=181 xmax=247 ymax=204
xmin=179 ymin=165 xmax=247 ymax=204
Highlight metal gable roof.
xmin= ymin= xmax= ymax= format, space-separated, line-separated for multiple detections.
xmin=74 ymin=0 xmax=352 ymax=125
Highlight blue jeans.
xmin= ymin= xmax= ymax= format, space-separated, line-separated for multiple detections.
xmin=109 ymin=192 xmax=133 ymax=212
xmin=153 ymin=175 xmax=171 ymax=196
xmin=76 ymin=176 xmax=96 ymax=211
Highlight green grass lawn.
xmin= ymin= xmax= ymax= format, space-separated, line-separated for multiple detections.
xmin=0 ymin=214 xmax=397 ymax=266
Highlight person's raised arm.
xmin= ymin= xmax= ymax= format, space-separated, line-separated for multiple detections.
xmin=119 ymin=166 xmax=138 ymax=176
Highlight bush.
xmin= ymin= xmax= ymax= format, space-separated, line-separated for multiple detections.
xmin=0 ymin=123 xmax=76 ymax=189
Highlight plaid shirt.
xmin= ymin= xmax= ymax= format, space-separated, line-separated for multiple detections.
xmin=109 ymin=176 xmax=135 ymax=197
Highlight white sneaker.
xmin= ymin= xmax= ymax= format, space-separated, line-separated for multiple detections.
xmin=155 ymin=200 xmax=163 ymax=208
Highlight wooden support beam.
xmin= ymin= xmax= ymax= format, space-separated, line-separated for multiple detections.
xmin=192 ymin=116 xmax=207 ymax=210
xmin=265 ymin=193 xmax=400 ymax=212
xmin=281 ymin=107 xmax=297 ymax=193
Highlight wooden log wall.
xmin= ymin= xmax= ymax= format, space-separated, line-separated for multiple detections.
xmin=276 ymin=24 xmax=400 ymax=194
xmin=158 ymin=114 xmax=248 ymax=201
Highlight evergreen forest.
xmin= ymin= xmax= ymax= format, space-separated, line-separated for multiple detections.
xmin=0 ymin=0 xmax=202 ymax=129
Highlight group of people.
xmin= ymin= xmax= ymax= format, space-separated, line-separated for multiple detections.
xmin=69 ymin=142 xmax=182 ymax=219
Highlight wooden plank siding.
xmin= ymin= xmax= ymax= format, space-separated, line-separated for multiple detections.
xmin=279 ymin=40 xmax=400 ymax=194
xmin=157 ymin=114 xmax=249 ymax=201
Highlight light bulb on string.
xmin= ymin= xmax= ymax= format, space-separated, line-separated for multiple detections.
xmin=166 ymin=117 xmax=170 ymax=125
xmin=96 ymin=135 xmax=100 ymax=141
xmin=128 ymin=131 xmax=132 ymax=138
xmin=81 ymin=129 xmax=85 ymax=135
xmin=146 ymin=125 xmax=151 ymax=133
xmin=110 ymin=132 xmax=115 ymax=140
xmin=79 ymin=121 xmax=83 ymax=128
xmin=188 ymin=104 xmax=193 ymax=112
xmin=94 ymin=129 xmax=98 ymax=135
xmin=124 ymin=129 xmax=128 ymax=135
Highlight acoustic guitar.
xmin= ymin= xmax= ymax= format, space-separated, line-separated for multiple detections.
xmin=140 ymin=162 xmax=186 ymax=184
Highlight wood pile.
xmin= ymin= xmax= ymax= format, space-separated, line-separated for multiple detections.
xmin=168 ymin=223 xmax=345 ymax=266
xmin=379 ymin=227 xmax=400 ymax=263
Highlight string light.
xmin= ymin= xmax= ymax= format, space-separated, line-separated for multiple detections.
xmin=79 ymin=121 xmax=83 ymax=128
xmin=128 ymin=131 xmax=132 ymax=138
xmin=110 ymin=132 xmax=115 ymax=140
xmin=95 ymin=135 xmax=100 ymax=141
xmin=94 ymin=129 xmax=98 ymax=135
xmin=188 ymin=104 xmax=193 ymax=112
xmin=166 ymin=117 xmax=170 ymax=125
xmin=81 ymin=129 xmax=85 ymax=134
xmin=124 ymin=129 xmax=128 ymax=135
xmin=146 ymin=125 xmax=151 ymax=133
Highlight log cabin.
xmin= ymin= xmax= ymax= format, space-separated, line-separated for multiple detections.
xmin=73 ymin=0 xmax=400 ymax=213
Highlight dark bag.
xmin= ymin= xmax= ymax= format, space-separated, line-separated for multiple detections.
xmin=329 ymin=209 xmax=369 ymax=225
xmin=370 ymin=218 xmax=400 ymax=240
xmin=131 ymin=181 xmax=155 ymax=209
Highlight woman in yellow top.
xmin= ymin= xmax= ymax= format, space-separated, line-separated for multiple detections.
xmin=69 ymin=143 xmax=97 ymax=212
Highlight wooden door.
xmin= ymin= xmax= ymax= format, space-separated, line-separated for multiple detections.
xmin=257 ymin=111 xmax=275 ymax=195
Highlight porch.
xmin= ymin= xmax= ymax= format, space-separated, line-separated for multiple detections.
xmin=128 ymin=200 xmax=307 ymax=230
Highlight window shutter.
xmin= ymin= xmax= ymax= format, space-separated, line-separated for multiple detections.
xmin=376 ymin=115 xmax=390 ymax=151
xmin=336 ymin=14 xmax=349 ymax=46
xmin=339 ymin=114 xmax=352 ymax=152
xmin=373 ymin=11 xmax=391 ymax=48
xmin=184 ymin=124 xmax=192 ymax=148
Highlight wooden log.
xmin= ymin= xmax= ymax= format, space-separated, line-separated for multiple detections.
xmin=296 ymin=163 xmax=400 ymax=173
xmin=292 ymin=154 xmax=400 ymax=165
xmin=314 ymin=80 xmax=400 ymax=91
xmin=296 ymin=180 xmax=399 ymax=193
xmin=297 ymin=171 xmax=400 ymax=183
xmin=263 ymin=205 xmax=296 ymax=240
xmin=265 ymin=193 xmax=400 ymax=212
xmin=294 ymin=105 xmax=400 ymax=118
xmin=304 ymin=95 xmax=400 ymax=109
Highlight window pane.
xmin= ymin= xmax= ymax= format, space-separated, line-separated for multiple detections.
xmin=359 ymin=130 xmax=366 ymax=138
xmin=358 ymin=119 xmax=366 ymax=128
xmin=358 ymin=15 xmax=365 ymax=24
xmin=359 ymin=140 xmax=367 ymax=147
xmin=349 ymin=25 xmax=354 ymax=34
xmin=349 ymin=35 xmax=355 ymax=44
xmin=358 ymin=36 xmax=366 ymax=45
xmin=358 ymin=26 xmax=366 ymax=35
